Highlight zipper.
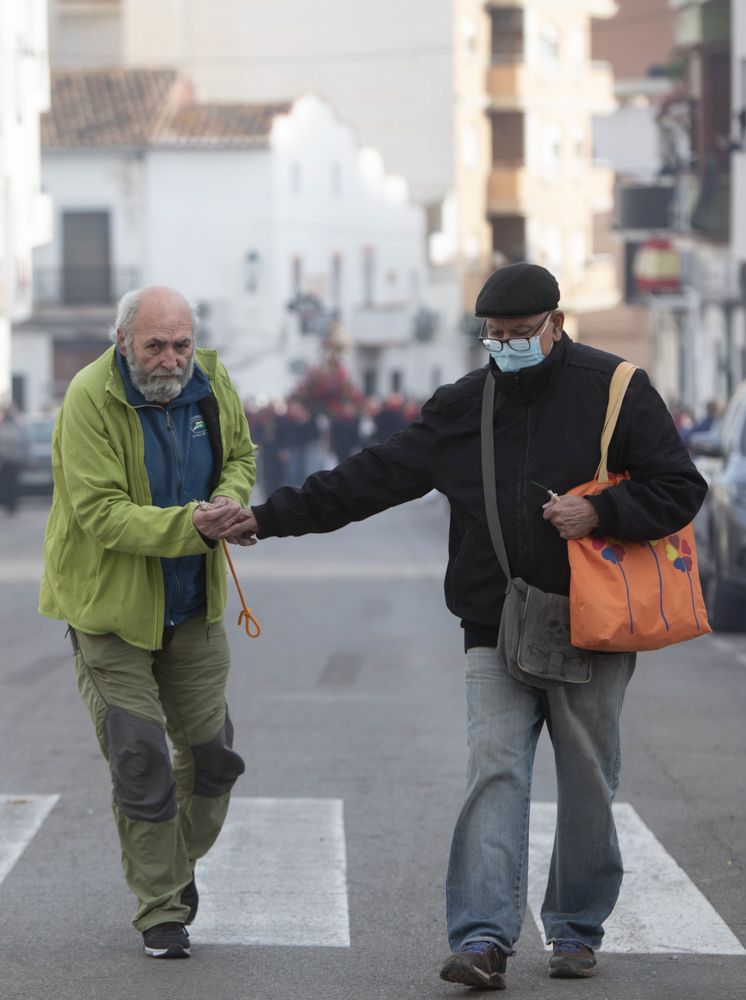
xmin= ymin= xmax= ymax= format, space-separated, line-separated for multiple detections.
xmin=163 ymin=407 xmax=184 ymax=626
xmin=522 ymin=404 xmax=532 ymax=578
xmin=129 ymin=403 xmax=164 ymax=645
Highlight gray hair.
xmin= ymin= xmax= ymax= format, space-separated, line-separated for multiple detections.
xmin=110 ymin=288 xmax=200 ymax=343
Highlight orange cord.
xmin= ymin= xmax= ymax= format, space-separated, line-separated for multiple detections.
xmin=221 ymin=539 xmax=261 ymax=638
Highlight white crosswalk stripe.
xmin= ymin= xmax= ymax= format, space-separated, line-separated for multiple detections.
xmin=528 ymin=802 xmax=746 ymax=954
xmin=196 ymin=797 xmax=350 ymax=947
xmin=0 ymin=794 xmax=59 ymax=887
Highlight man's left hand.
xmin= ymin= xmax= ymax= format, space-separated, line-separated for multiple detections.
xmin=542 ymin=495 xmax=599 ymax=540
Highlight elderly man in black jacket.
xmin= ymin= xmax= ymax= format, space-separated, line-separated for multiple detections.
xmin=231 ymin=263 xmax=706 ymax=989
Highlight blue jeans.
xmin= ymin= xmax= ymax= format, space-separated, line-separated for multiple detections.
xmin=446 ymin=639 xmax=636 ymax=955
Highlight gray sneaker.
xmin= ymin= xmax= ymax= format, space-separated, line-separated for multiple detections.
xmin=549 ymin=939 xmax=597 ymax=978
xmin=440 ymin=940 xmax=507 ymax=990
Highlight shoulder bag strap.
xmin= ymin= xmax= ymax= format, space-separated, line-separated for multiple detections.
xmin=596 ymin=361 xmax=637 ymax=483
xmin=481 ymin=371 xmax=511 ymax=591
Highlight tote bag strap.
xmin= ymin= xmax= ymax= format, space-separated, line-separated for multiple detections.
xmin=596 ymin=361 xmax=637 ymax=483
xmin=481 ymin=371 xmax=511 ymax=591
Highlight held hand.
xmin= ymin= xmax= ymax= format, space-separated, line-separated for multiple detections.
xmin=225 ymin=508 xmax=260 ymax=547
xmin=542 ymin=495 xmax=599 ymax=540
xmin=210 ymin=495 xmax=240 ymax=510
xmin=192 ymin=498 xmax=248 ymax=540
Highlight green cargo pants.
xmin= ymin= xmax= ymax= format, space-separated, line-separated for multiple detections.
xmin=72 ymin=614 xmax=245 ymax=931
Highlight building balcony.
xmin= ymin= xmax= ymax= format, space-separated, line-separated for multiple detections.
xmin=615 ymin=183 xmax=676 ymax=231
xmin=33 ymin=266 xmax=141 ymax=308
xmin=486 ymin=63 xmax=528 ymax=109
xmin=348 ymin=304 xmax=412 ymax=348
xmin=486 ymin=60 xmax=616 ymax=112
xmin=487 ymin=166 xmax=531 ymax=213
xmin=615 ymin=168 xmax=730 ymax=243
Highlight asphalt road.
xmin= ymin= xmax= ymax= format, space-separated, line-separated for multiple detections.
xmin=0 ymin=496 xmax=744 ymax=1000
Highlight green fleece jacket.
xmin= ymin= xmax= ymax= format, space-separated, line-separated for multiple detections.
xmin=39 ymin=346 xmax=256 ymax=650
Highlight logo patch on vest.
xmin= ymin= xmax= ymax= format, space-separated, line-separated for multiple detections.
xmin=191 ymin=415 xmax=207 ymax=438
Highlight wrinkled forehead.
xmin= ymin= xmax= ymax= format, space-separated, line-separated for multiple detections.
xmin=485 ymin=312 xmax=549 ymax=329
xmin=133 ymin=298 xmax=194 ymax=341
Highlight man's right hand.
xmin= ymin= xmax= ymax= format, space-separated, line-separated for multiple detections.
xmin=225 ymin=508 xmax=259 ymax=546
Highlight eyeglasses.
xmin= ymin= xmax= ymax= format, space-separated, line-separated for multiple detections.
xmin=479 ymin=311 xmax=553 ymax=352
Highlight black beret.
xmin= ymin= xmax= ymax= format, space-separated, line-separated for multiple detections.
xmin=475 ymin=262 xmax=560 ymax=318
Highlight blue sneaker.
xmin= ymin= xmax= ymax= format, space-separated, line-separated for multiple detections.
xmin=440 ymin=940 xmax=507 ymax=990
xmin=549 ymin=939 xmax=597 ymax=978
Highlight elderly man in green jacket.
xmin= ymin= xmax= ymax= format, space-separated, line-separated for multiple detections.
xmin=40 ymin=286 xmax=255 ymax=959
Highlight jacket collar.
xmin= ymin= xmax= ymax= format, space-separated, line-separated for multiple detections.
xmin=489 ymin=330 xmax=571 ymax=402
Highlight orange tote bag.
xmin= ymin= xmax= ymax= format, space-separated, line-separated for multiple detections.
xmin=567 ymin=362 xmax=710 ymax=653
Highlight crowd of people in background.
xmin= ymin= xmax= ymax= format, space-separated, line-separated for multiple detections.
xmin=244 ymin=392 xmax=423 ymax=497
xmin=670 ymin=397 xmax=726 ymax=444
xmin=245 ymin=383 xmax=728 ymax=503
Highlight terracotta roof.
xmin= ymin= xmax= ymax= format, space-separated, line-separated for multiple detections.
xmin=42 ymin=68 xmax=182 ymax=148
xmin=42 ymin=68 xmax=292 ymax=151
xmin=155 ymin=101 xmax=292 ymax=149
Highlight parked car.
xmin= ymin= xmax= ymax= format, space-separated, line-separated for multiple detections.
xmin=19 ymin=414 xmax=55 ymax=497
xmin=689 ymin=383 xmax=746 ymax=631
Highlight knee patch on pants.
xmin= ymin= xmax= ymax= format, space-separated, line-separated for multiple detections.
xmin=104 ymin=706 xmax=177 ymax=823
xmin=192 ymin=711 xmax=245 ymax=797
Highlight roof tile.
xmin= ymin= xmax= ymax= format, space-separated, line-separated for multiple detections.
xmin=42 ymin=68 xmax=293 ymax=150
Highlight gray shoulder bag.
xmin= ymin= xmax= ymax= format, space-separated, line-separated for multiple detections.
xmin=481 ymin=372 xmax=592 ymax=688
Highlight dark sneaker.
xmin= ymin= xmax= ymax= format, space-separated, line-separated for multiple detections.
xmin=142 ymin=922 xmax=191 ymax=959
xmin=440 ymin=940 xmax=507 ymax=990
xmin=181 ymin=876 xmax=199 ymax=925
xmin=549 ymin=939 xmax=597 ymax=978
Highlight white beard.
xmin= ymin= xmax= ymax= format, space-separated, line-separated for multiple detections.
xmin=126 ymin=353 xmax=195 ymax=403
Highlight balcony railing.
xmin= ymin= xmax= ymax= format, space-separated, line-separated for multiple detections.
xmin=33 ymin=267 xmax=141 ymax=307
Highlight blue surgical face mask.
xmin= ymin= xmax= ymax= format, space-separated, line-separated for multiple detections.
xmin=485 ymin=314 xmax=553 ymax=372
